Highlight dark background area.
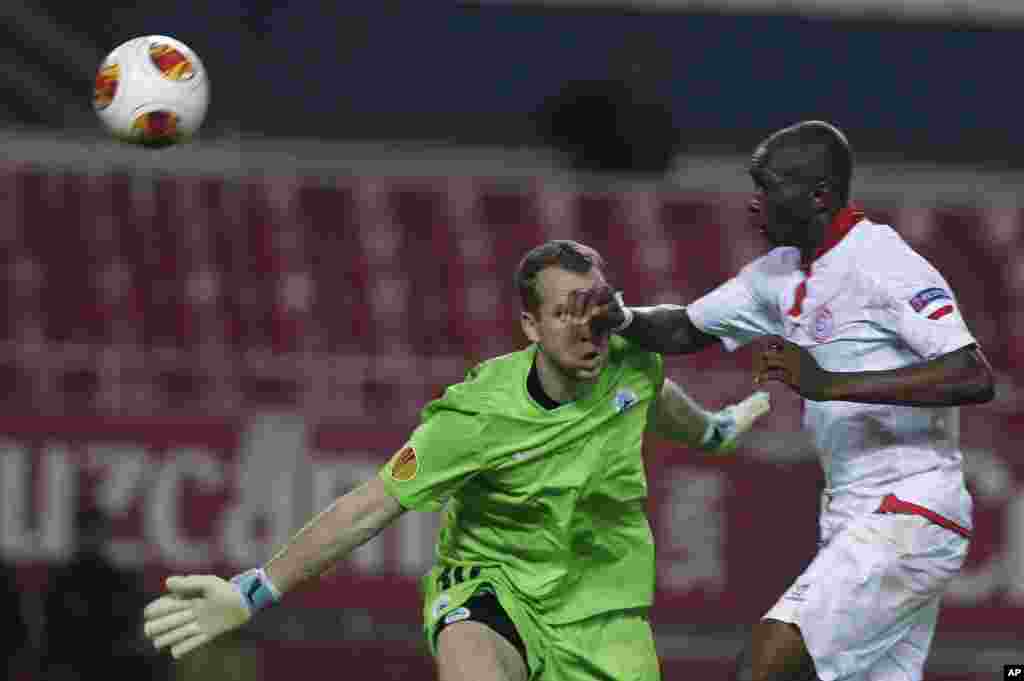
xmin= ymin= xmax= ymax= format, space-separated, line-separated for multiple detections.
xmin=4 ymin=3 xmax=1022 ymax=170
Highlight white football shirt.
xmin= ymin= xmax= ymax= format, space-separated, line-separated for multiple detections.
xmin=687 ymin=210 xmax=977 ymax=531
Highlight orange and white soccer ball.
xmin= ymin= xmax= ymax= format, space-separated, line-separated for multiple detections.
xmin=93 ymin=35 xmax=209 ymax=147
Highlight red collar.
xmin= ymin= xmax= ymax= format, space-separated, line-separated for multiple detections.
xmin=803 ymin=206 xmax=864 ymax=267
xmin=788 ymin=206 xmax=864 ymax=317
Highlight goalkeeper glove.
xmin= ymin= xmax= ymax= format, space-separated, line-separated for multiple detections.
xmin=143 ymin=568 xmax=280 ymax=659
xmin=700 ymin=391 xmax=771 ymax=455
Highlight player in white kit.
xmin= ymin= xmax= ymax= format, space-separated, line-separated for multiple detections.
xmin=570 ymin=121 xmax=995 ymax=681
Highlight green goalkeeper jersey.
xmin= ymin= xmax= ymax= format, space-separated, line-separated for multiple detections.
xmin=379 ymin=336 xmax=664 ymax=624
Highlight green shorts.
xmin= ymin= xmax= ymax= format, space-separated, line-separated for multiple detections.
xmin=421 ymin=564 xmax=661 ymax=681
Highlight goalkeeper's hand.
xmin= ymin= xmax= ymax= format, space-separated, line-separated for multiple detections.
xmin=143 ymin=574 xmax=252 ymax=659
xmin=701 ymin=391 xmax=771 ymax=455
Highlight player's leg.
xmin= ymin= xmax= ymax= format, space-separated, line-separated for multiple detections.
xmin=425 ymin=575 xmax=536 ymax=681
xmin=732 ymin=619 xmax=819 ymax=681
xmin=436 ymin=619 xmax=528 ymax=681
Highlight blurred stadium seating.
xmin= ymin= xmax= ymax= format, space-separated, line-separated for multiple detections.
xmin=1 ymin=133 xmax=1023 ymax=679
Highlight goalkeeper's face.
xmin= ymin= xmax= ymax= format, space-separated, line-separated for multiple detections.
xmin=522 ymin=266 xmax=611 ymax=383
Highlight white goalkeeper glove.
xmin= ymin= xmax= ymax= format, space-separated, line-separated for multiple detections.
xmin=700 ymin=391 xmax=771 ymax=455
xmin=143 ymin=568 xmax=280 ymax=659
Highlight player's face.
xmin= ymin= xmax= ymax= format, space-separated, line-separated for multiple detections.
xmin=748 ymin=149 xmax=818 ymax=248
xmin=522 ymin=266 xmax=611 ymax=383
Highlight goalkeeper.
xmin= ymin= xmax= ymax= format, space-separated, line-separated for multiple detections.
xmin=143 ymin=240 xmax=770 ymax=681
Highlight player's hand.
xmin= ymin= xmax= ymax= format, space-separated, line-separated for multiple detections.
xmin=704 ymin=391 xmax=771 ymax=455
xmin=567 ymin=284 xmax=627 ymax=337
xmin=143 ymin=575 xmax=251 ymax=659
xmin=754 ymin=336 xmax=829 ymax=400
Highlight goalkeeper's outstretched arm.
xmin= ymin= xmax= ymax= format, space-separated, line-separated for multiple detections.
xmin=263 ymin=477 xmax=405 ymax=592
xmin=143 ymin=478 xmax=405 ymax=659
xmin=646 ymin=378 xmax=771 ymax=455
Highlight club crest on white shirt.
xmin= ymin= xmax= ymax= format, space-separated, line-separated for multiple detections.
xmin=813 ymin=306 xmax=834 ymax=342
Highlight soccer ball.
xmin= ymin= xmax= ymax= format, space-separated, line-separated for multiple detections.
xmin=93 ymin=35 xmax=209 ymax=147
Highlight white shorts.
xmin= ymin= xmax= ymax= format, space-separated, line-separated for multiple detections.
xmin=763 ymin=512 xmax=968 ymax=681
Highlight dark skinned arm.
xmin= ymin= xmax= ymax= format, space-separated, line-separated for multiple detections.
xmin=567 ymin=285 xmax=719 ymax=355
xmin=620 ymin=305 xmax=719 ymax=355
xmin=755 ymin=338 xmax=995 ymax=407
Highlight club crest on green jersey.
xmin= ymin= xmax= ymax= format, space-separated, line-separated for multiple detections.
xmin=613 ymin=389 xmax=638 ymax=413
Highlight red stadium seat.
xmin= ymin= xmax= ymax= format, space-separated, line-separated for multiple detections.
xmin=297 ymin=181 xmax=366 ymax=353
xmin=386 ymin=184 xmax=462 ymax=355
xmin=475 ymin=188 xmax=547 ymax=266
xmin=908 ymin=207 xmax=1010 ymax=362
xmin=660 ymin=195 xmax=744 ymax=301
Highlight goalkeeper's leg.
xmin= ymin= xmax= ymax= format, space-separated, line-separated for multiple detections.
xmin=423 ymin=567 xmax=534 ymax=681
xmin=436 ymin=619 xmax=527 ymax=681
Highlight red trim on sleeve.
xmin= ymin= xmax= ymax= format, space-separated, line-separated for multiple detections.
xmin=927 ymin=305 xmax=954 ymax=320
xmin=876 ymin=494 xmax=971 ymax=539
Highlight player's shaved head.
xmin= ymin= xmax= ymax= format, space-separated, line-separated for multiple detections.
xmin=516 ymin=240 xmax=605 ymax=315
xmin=752 ymin=120 xmax=853 ymax=204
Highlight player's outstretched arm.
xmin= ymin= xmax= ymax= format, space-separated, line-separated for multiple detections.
xmin=755 ymin=338 xmax=995 ymax=406
xmin=647 ymin=378 xmax=771 ymax=454
xmin=567 ymin=285 xmax=718 ymax=355
xmin=621 ymin=304 xmax=720 ymax=355
xmin=143 ymin=477 xmax=405 ymax=659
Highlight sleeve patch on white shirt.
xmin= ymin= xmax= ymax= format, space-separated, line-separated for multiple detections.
xmin=908 ymin=287 xmax=952 ymax=315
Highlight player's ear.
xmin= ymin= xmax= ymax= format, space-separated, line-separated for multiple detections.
xmin=521 ymin=310 xmax=540 ymax=343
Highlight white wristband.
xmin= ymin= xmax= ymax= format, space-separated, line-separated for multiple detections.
xmin=610 ymin=291 xmax=635 ymax=333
